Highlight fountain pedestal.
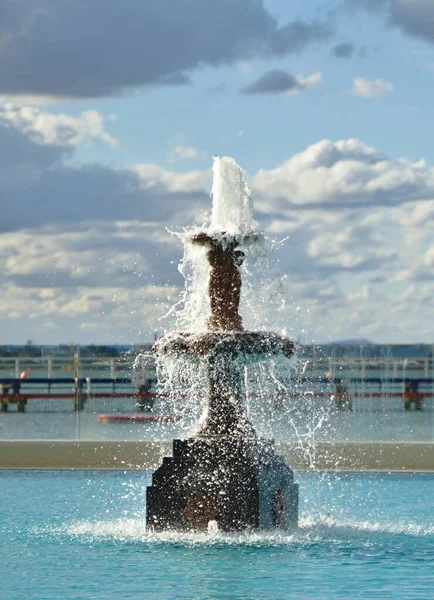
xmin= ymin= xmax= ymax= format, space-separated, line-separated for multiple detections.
xmin=147 ymin=437 xmax=298 ymax=531
xmin=146 ymin=180 xmax=298 ymax=532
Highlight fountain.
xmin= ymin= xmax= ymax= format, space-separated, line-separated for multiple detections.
xmin=146 ymin=157 xmax=298 ymax=532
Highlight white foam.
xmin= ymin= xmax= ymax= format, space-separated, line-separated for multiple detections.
xmin=38 ymin=515 xmax=434 ymax=548
xmin=299 ymin=515 xmax=434 ymax=537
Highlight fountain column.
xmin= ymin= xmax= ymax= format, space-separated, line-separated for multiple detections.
xmin=189 ymin=233 xmax=253 ymax=438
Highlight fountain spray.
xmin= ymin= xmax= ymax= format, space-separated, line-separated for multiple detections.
xmin=146 ymin=157 xmax=298 ymax=532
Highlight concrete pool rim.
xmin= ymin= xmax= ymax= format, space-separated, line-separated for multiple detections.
xmin=0 ymin=440 xmax=433 ymax=472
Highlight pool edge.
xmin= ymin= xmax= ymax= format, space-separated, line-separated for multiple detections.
xmin=0 ymin=440 xmax=433 ymax=471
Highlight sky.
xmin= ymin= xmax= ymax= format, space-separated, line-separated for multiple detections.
xmin=1 ymin=0 xmax=434 ymax=346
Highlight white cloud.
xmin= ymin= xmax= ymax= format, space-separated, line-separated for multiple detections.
xmin=0 ymin=282 xmax=179 ymax=342
xmin=350 ymin=77 xmax=394 ymax=98
xmin=0 ymin=103 xmax=117 ymax=147
xmin=288 ymin=71 xmax=323 ymax=95
xmin=395 ymin=241 xmax=434 ymax=282
xmin=0 ymin=223 xmax=182 ymax=288
xmin=398 ymin=199 xmax=434 ymax=226
xmin=252 ymin=138 xmax=434 ymax=209
xmin=307 ymin=225 xmax=396 ymax=270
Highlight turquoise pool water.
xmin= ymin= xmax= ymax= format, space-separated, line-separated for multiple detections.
xmin=1 ymin=470 xmax=433 ymax=599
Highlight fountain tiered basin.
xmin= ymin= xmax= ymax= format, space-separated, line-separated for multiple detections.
xmin=155 ymin=331 xmax=295 ymax=359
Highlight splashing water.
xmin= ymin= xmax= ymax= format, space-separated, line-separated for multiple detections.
xmin=141 ymin=156 xmax=330 ymax=448
xmin=48 ymin=514 xmax=434 ymax=546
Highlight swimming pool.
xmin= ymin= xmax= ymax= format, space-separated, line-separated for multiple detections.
xmin=1 ymin=470 xmax=433 ymax=599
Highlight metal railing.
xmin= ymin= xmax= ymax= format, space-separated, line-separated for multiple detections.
xmin=0 ymin=355 xmax=134 ymax=379
xmin=1 ymin=354 xmax=434 ymax=377
xmin=0 ymin=375 xmax=433 ymax=413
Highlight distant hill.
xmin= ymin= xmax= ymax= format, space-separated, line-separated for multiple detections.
xmin=330 ymin=339 xmax=373 ymax=346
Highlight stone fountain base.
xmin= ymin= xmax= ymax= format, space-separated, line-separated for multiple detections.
xmin=146 ymin=436 xmax=298 ymax=532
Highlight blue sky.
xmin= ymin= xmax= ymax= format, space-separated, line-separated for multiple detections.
xmin=1 ymin=0 xmax=434 ymax=345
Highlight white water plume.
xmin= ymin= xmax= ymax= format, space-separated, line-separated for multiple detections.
xmin=208 ymin=156 xmax=257 ymax=237
xmin=173 ymin=238 xmax=210 ymax=333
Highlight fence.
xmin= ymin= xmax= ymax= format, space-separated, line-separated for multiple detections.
xmin=1 ymin=353 xmax=434 ymax=442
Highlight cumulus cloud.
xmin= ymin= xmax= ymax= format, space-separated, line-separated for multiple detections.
xmin=0 ymin=224 xmax=182 ymax=289
xmin=399 ymin=199 xmax=434 ymax=227
xmin=0 ymin=282 xmax=180 ymax=342
xmin=252 ymin=138 xmax=434 ymax=210
xmin=307 ymin=225 xmax=396 ymax=271
xmin=350 ymin=77 xmax=394 ymax=97
xmin=389 ymin=201 xmax=434 ymax=282
xmin=0 ymin=103 xmax=117 ymax=147
xmin=331 ymin=42 xmax=355 ymax=58
xmin=262 ymin=207 xmax=399 ymax=294
xmin=0 ymin=0 xmax=332 ymax=100
xmin=241 ymin=70 xmax=323 ymax=95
